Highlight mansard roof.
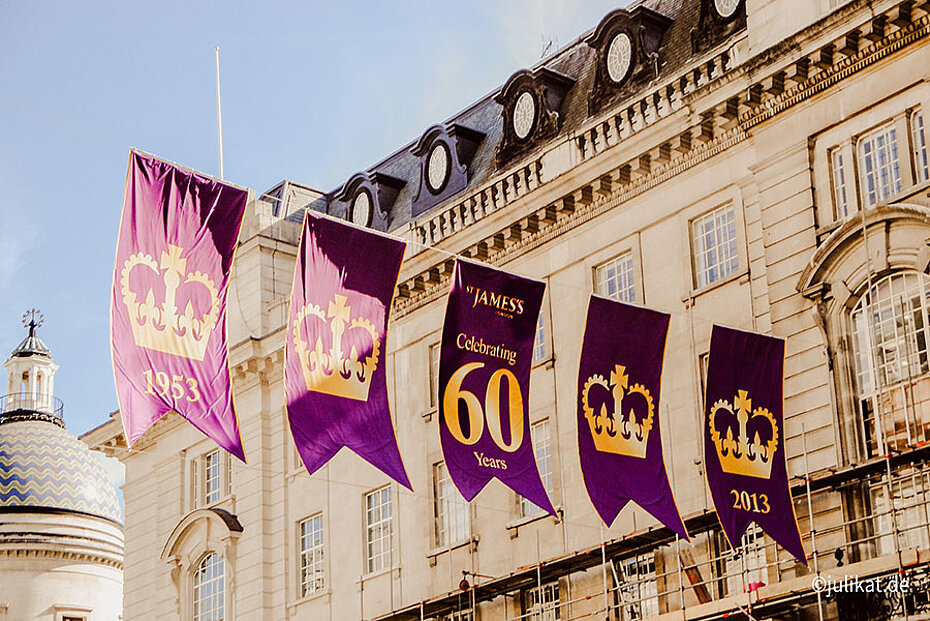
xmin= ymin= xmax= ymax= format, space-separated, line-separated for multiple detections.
xmin=288 ymin=0 xmax=729 ymax=231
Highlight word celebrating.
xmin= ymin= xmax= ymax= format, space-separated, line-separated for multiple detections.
xmin=812 ymin=574 xmax=909 ymax=597
xmin=730 ymin=490 xmax=771 ymax=514
xmin=143 ymin=369 xmax=202 ymax=403
xmin=444 ymin=362 xmax=524 ymax=452
xmin=465 ymin=285 xmax=525 ymax=317
xmin=456 ymin=333 xmax=518 ymax=366
xmin=473 ymin=451 xmax=508 ymax=470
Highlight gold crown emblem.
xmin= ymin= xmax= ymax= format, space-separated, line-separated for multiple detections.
xmin=582 ymin=364 xmax=654 ymax=459
xmin=709 ymin=390 xmax=779 ymax=479
xmin=120 ymin=245 xmax=220 ymax=361
xmin=292 ymin=294 xmax=381 ymax=401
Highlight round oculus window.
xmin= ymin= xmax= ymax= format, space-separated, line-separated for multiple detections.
xmin=512 ymin=91 xmax=536 ymax=140
xmin=351 ymin=190 xmax=372 ymax=226
xmin=606 ymin=32 xmax=633 ymax=83
xmin=426 ymin=142 xmax=450 ymax=193
xmin=714 ymin=0 xmax=740 ymax=18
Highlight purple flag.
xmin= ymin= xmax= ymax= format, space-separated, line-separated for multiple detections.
xmin=285 ymin=212 xmax=410 ymax=489
xmin=438 ymin=260 xmax=554 ymax=514
xmin=111 ymin=150 xmax=248 ymax=461
xmin=577 ymin=296 xmax=688 ymax=538
xmin=704 ymin=325 xmax=806 ymax=564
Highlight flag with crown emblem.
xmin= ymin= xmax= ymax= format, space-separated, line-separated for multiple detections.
xmin=285 ymin=212 xmax=411 ymax=489
xmin=704 ymin=325 xmax=806 ymax=564
xmin=438 ymin=259 xmax=554 ymax=515
xmin=111 ymin=150 xmax=248 ymax=461
xmin=577 ymin=296 xmax=687 ymax=538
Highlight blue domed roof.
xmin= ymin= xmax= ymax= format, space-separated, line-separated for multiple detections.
xmin=0 ymin=419 xmax=122 ymax=523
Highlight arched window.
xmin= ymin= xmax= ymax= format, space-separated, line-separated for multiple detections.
xmin=851 ymin=271 xmax=930 ymax=456
xmin=192 ymin=553 xmax=225 ymax=621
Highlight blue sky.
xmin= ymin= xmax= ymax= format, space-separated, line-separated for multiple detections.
xmin=0 ymin=0 xmax=626 ymax=440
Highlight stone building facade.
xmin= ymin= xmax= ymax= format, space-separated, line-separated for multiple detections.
xmin=85 ymin=0 xmax=930 ymax=618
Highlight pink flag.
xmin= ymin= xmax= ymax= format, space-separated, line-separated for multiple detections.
xmin=110 ymin=151 xmax=248 ymax=461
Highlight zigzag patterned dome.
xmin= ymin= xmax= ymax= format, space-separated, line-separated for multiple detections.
xmin=0 ymin=418 xmax=122 ymax=523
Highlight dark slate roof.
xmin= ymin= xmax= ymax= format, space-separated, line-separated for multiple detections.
xmin=286 ymin=0 xmax=720 ymax=231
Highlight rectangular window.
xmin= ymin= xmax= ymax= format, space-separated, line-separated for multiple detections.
xmin=858 ymin=122 xmax=902 ymax=207
xmin=191 ymin=449 xmax=229 ymax=509
xmin=524 ymin=581 xmax=560 ymax=621
xmin=912 ymin=109 xmax=929 ymax=183
xmin=831 ymin=148 xmax=850 ymax=218
xmin=440 ymin=612 xmax=474 ymax=621
xmin=595 ymin=252 xmax=636 ymax=302
xmin=870 ymin=466 xmax=930 ymax=555
xmin=365 ymin=486 xmax=393 ymax=573
xmin=615 ymin=554 xmax=659 ymax=621
xmin=725 ymin=526 xmax=767 ymax=596
xmin=434 ymin=461 xmax=470 ymax=547
xmin=533 ymin=313 xmax=548 ymax=363
xmin=429 ymin=343 xmax=441 ymax=409
xmin=521 ymin=420 xmax=553 ymax=517
xmin=692 ymin=204 xmax=739 ymax=289
xmin=299 ymin=514 xmax=325 ymax=597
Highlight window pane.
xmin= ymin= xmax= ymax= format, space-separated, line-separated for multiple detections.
xmin=595 ymin=252 xmax=636 ymax=302
xmin=193 ymin=553 xmax=225 ymax=621
xmin=616 ymin=554 xmax=659 ymax=621
xmin=525 ymin=581 xmax=560 ymax=621
xmin=429 ymin=343 xmax=441 ymax=408
xmin=858 ymin=122 xmax=902 ymax=207
xmin=533 ymin=314 xmax=548 ymax=363
xmin=913 ymin=110 xmax=929 ymax=182
xmin=852 ymin=272 xmax=930 ymax=456
xmin=692 ymin=204 xmax=738 ymax=288
xmin=365 ymin=486 xmax=392 ymax=572
xmin=299 ymin=514 xmax=325 ymax=597
xmin=521 ymin=420 xmax=553 ymax=517
xmin=434 ymin=462 xmax=470 ymax=547
xmin=725 ymin=526 xmax=767 ymax=596
xmin=203 ymin=450 xmax=221 ymax=505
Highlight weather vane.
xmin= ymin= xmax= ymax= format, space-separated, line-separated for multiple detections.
xmin=21 ymin=308 xmax=44 ymax=332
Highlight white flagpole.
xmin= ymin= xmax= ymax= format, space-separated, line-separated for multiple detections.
xmin=215 ymin=46 xmax=224 ymax=180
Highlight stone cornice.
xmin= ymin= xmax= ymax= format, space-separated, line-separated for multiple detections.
xmin=0 ymin=541 xmax=123 ymax=569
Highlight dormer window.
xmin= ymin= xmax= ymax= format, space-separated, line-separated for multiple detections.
xmin=335 ymin=172 xmax=405 ymax=230
xmin=351 ymin=189 xmax=373 ymax=227
xmin=606 ymin=32 xmax=634 ymax=84
xmin=495 ymin=68 xmax=574 ymax=165
xmin=714 ymin=0 xmax=741 ymax=19
xmin=411 ymin=124 xmax=484 ymax=217
xmin=586 ymin=7 xmax=672 ymax=114
xmin=693 ymin=0 xmax=746 ymax=53
xmin=426 ymin=141 xmax=451 ymax=194
xmin=512 ymin=91 xmax=537 ymax=140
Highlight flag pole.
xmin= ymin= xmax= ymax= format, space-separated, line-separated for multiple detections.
xmin=215 ymin=46 xmax=224 ymax=180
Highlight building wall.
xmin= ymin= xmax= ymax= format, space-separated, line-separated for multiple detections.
xmin=88 ymin=1 xmax=930 ymax=619
xmin=0 ymin=512 xmax=123 ymax=621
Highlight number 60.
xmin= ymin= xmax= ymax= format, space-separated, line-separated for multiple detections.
xmin=442 ymin=362 xmax=525 ymax=452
